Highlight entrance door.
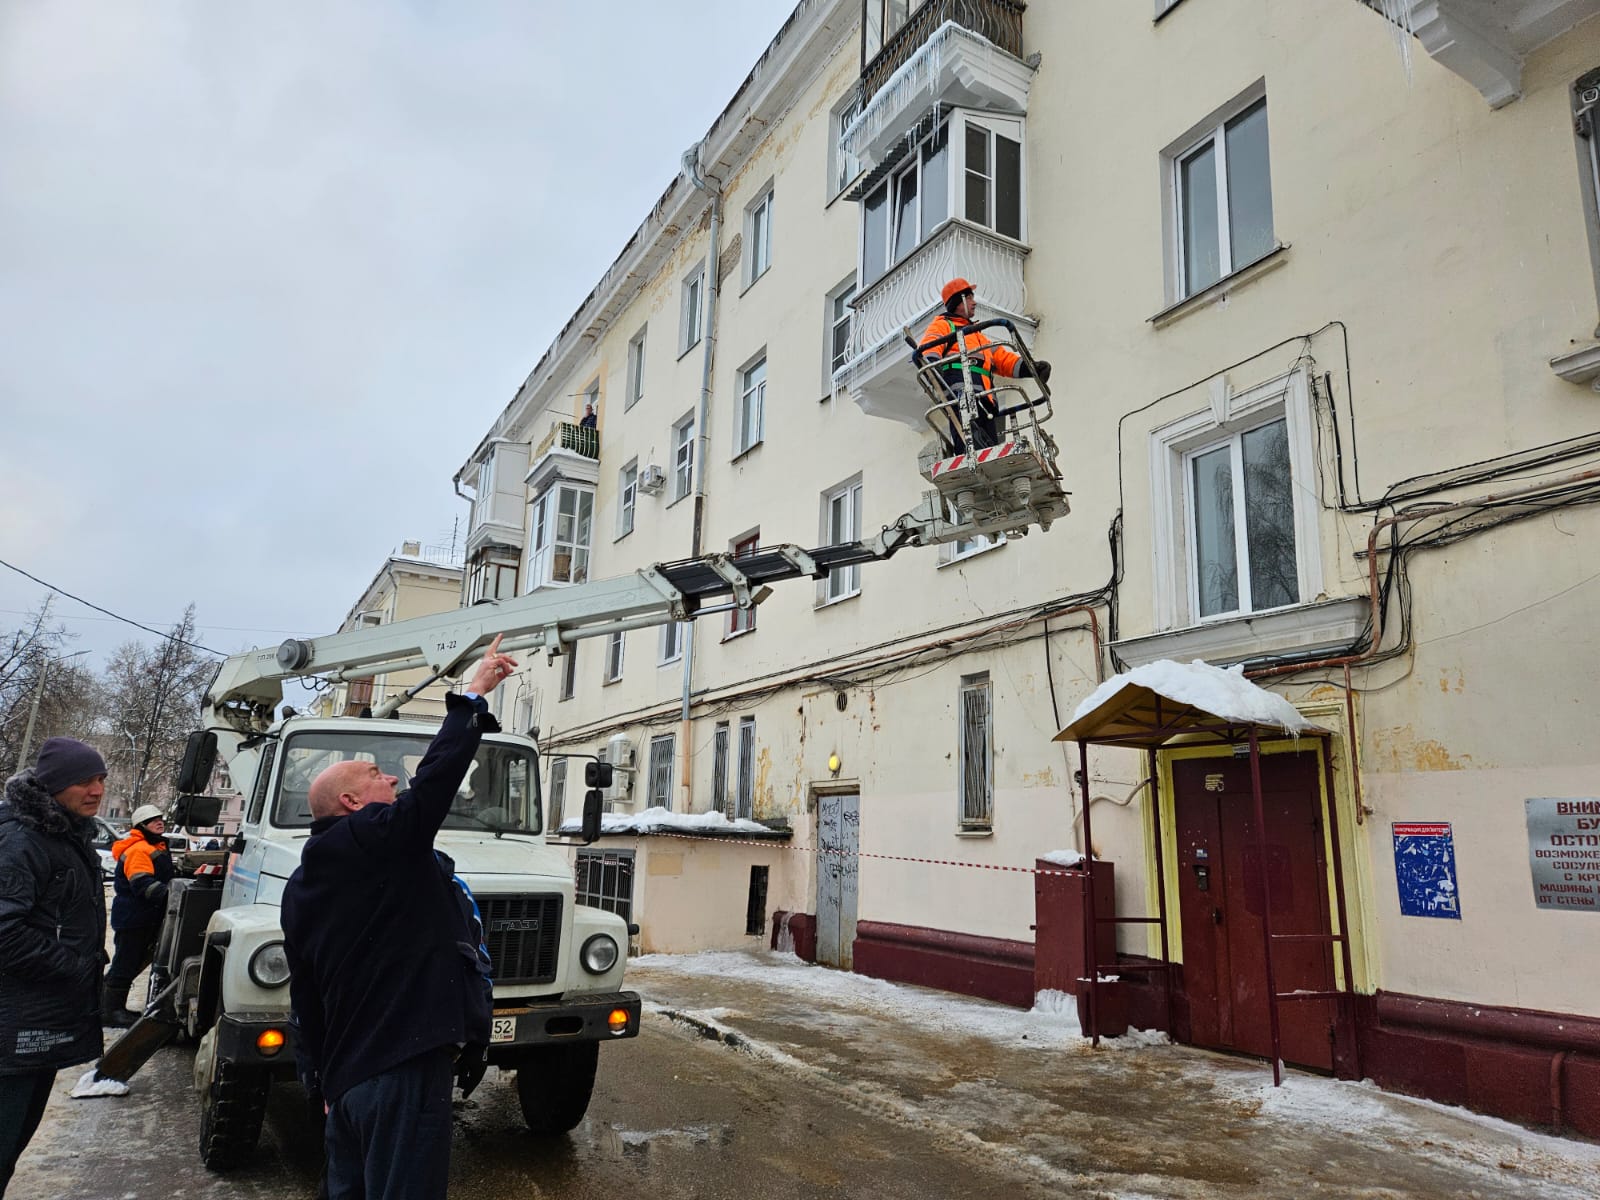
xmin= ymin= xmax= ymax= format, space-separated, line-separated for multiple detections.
xmin=815 ymin=792 xmax=859 ymax=969
xmin=1173 ymin=752 xmax=1335 ymax=1071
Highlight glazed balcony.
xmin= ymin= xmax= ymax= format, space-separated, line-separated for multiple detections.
xmin=861 ymin=0 xmax=1026 ymax=105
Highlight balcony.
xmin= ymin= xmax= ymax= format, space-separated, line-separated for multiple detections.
xmin=527 ymin=419 xmax=601 ymax=497
xmin=862 ymin=1 xmax=1026 ymax=106
xmin=534 ymin=420 xmax=599 ymax=462
xmin=832 ymin=217 xmax=1034 ymax=428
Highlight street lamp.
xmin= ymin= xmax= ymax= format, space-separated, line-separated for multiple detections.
xmin=17 ymin=649 xmax=91 ymax=766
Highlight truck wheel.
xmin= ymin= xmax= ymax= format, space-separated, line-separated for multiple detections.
xmin=198 ymin=1061 xmax=270 ymax=1171
xmin=515 ymin=1042 xmax=599 ymax=1135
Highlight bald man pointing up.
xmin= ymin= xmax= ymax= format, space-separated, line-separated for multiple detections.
xmin=281 ymin=636 xmax=518 ymax=1200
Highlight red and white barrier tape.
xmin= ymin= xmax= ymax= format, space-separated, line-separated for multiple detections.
xmin=649 ymin=829 xmax=1084 ymax=877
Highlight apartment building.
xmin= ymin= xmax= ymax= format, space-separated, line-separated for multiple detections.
xmin=454 ymin=0 xmax=1600 ymax=1132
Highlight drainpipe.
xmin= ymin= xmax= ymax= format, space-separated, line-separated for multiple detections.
xmin=679 ymin=141 xmax=723 ymax=811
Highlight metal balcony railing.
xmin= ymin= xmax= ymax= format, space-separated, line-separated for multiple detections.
xmin=862 ymin=0 xmax=1025 ymax=102
xmin=533 ymin=420 xmax=599 ymax=461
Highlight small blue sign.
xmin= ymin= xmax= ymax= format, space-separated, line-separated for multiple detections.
xmin=1393 ymin=822 xmax=1461 ymax=919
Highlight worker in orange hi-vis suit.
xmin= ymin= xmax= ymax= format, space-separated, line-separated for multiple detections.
xmin=918 ymin=277 xmax=1050 ymax=451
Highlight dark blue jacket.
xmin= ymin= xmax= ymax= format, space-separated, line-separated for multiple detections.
xmin=0 ymin=773 xmax=106 ymax=1075
xmin=280 ymin=693 xmax=498 ymax=1102
xmin=110 ymin=828 xmax=176 ymax=930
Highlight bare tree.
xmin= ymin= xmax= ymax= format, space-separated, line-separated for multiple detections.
xmin=0 ymin=598 xmax=97 ymax=778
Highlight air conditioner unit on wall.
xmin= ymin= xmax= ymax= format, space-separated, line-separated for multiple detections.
xmin=605 ymin=733 xmax=636 ymax=770
xmin=637 ymin=464 xmax=667 ymax=495
xmin=601 ymin=768 xmax=633 ymax=807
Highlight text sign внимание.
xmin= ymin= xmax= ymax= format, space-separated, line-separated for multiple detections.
xmin=1526 ymin=798 xmax=1600 ymax=913
xmin=1392 ymin=823 xmax=1461 ymax=919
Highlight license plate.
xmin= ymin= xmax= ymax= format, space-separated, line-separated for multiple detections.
xmin=490 ymin=1016 xmax=517 ymax=1044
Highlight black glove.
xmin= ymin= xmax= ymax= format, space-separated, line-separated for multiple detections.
xmin=138 ymin=879 xmax=169 ymax=905
xmin=1032 ymin=359 xmax=1052 ymax=384
xmin=455 ymin=1044 xmax=488 ymax=1098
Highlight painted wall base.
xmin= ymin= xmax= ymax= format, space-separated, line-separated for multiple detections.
xmin=851 ymin=919 xmax=1035 ymax=1008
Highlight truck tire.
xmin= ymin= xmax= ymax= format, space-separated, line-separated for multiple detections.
xmin=515 ymin=1042 xmax=599 ymax=1135
xmin=198 ymin=1061 xmax=270 ymax=1171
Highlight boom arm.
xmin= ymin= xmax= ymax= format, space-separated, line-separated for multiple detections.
xmin=204 ymin=490 xmax=1034 ymax=734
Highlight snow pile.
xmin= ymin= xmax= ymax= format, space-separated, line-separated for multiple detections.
xmin=558 ymin=806 xmax=775 ymax=838
xmin=1069 ymin=658 xmax=1313 ymax=734
xmin=1037 ymin=849 xmax=1084 ymax=868
xmin=69 ymin=1069 xmax=129 ymax=1099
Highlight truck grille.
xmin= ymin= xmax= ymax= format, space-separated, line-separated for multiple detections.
xmin=479 ymin=894 xmax=562 ymax=986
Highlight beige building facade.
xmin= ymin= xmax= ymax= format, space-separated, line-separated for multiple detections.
xmin=454 ymin=0 xmax=1600 ymax=1133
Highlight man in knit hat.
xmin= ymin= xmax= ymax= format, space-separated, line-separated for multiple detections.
xmin=0 ymin=737 xmax=108 ymax=1193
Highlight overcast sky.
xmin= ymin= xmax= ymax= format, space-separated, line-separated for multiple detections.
xmin=0 ymin=0 xmax=801 ymax=673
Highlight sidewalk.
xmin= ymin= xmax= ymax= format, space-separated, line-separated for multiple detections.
xmin=628 ymin=949 xmax=1600 ymax=1200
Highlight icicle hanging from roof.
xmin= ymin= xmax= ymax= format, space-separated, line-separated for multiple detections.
xmin=1376 ymin=0 xmax=1418 ymax=82
xmin=840 ymin=20 xmax=964 ymax=164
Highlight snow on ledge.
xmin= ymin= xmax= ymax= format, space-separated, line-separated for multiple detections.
xmin=558 ymin=806 xmax=782 ymax=838
xmin=1070 ymin=658 xmax=1313 ymax=734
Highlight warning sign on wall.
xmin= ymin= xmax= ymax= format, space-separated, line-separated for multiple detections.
xmin=1392 ymin=823 xmax=1461 ymax=919
xmin=1526 ymin=798 xmax=1600 ymax=913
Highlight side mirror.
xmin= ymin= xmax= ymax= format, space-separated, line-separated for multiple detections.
xmin=581 ymin=788 xmax=603 ymax=845
xmin=175 ymin=730 xmax=218 ymax=795
xmin=171 ymin=793 xmax=224 ymax=830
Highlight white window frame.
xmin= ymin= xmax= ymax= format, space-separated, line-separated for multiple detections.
xmin=736 ymin=354 xmax=766 ymax=457
xmin=659 ymin=620 xmax=685 ymax=666
xmin=548 ymin=757 xmax=567 ymax=833
xmin=830 ymin=88 xmax=864 ymax=200
xmin=745 ymin=186 xmax=774 ymax=287
xmin=671 ymin=413 xmax=695 ymax=502
xmin=1148 ymin=369 xmax=1320 ymax=631
xmin=824 ymin=274 xmax=857 ymax=394
xmin=625 ymin=327 xmax=647 ymax=410
xmin=727 ymin=529 xmax=759 ymax=638
xmin=819 ymin=476 xmax=864 ymax=605
xmin=603 ymin=631 xmax=625 ymax=685
xmin=735 ymin=716 xmax=756 ymax=821
xmin=680 ymin=264 xmax=705 ymax=356
xmin=647 ymin=733 xmax=675 ymax=809
xmin=958 ymin=671 xmax=993 ymax=830
xmin=527 ymin=483 xmax=594 ymax=589
xmin=618 ymin=459 xmax=638 ymax=538
xmin=559 ymin=645 xmax=577 ymax=702
xmin=1572 ymin=68 xmax=1600 ymax=321
xmin=1164 ymin=84 xmax=1274 ymax=304
xmin=939 ymin=498 xmax=1005 ymax=566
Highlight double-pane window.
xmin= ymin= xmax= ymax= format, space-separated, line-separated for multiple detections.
xmin=822 ymin=480 xmax=863 ymax=602
xmin=673 ymin=415 xmax=695 ymax=501
xmin=1187 ymin=417 xmax=1298 ymax=619
xmin=737 ymin=358 xmax=766 ymax=456
xmin=619 ymin=461 xmax=638 ymax=537
xmin=559 ymin=646 xmax=577 ymax=702
xmin=548 ymin=758 xmax=567 ymax=832
xmin=626 ymin=330 xmax=646 ymax=409
xmin=1176 ymin=97 xmax=1273 ymax=298
xmin=660 ymin=621 xmax=685 ymax=665
xmin=829 ymin=279 xmax=856 ymax=379
xmin=529 ymin=484 xmax=593 ymax=588
xmin=604 ymin=631 xmax=625 ymax=683
xmin=729 ymin=532 xmax=759 ymax=637
xmin=681 ymin=268 xmax=705 ymax=353
xmin=747 ymin=191 xmax=773 ymax=284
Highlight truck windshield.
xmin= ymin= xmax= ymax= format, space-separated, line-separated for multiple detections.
xmin=272 ymin=731 xmax=542 ymax=835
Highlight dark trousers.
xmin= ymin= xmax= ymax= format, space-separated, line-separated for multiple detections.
xmin=324 ymin=1048 xmax=454 ymax=1200
xmin=104 ymin=923 xmax=159 ymax=991
xmin=0 ymin=1069 xmax=56 ymax=1197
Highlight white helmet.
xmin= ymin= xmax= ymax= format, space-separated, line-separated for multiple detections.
xmin=130 ymin=804 xmax=164 ymax=827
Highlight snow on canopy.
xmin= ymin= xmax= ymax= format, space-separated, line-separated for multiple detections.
xmin=558 ymin=806 xmax=779 ymax=838
xmin=1055 ymin=659 xmax=1316 ymax=747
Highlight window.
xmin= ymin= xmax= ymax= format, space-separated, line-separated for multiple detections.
xmin=860 ymin=113 xmax=1021 ymax=287
xmin=528 ymin=484 xmax=593 ymax=588
xmin=712 ymin=722 xmax=730 ymax=816
xmin=548 ymin=758 xmax=567 ymax=832
xmin=582 ymin=380 xmax=599 ymax=423
xmin=1171 ymin=93 xmax=1274 ymax=299
xmin=659 ymin=620 xmax=686 ymax=665
xmin=575 ymin=849 xmax=634 ymax=921
xmin=672 ymin=413 xmax=695 ymax=501
xmin=735 ymin=716 xmax=756 ymax=821
xmin=681 ymin=265 xmax=705 ymax=355
xmin=939 ymin=499 xmax=1003 ymax=565
xmin=736 ymin=356 xmax=766 ymax=456
xmin=820 ymin=477 xmax=863 ymax=603
xmin=830 ymin=89 xmax=863 ymax=198
xmin=1149 ymin=370 xmax=1320 ymax=631
xmin=604 ymin=631 xmax=625 ymax=684
xmin=826 ymin=275 xmax=856 ymax=391
xmin=647 ymin=733 xmax=675 ymax=809
xmin=468 ymin=559 xmax=518 ymax=603
xmin=618 ymin=460 xmax=638 ymax=537
xmin=728 ymin=530 xmax=759 ymax=637
xmin=958 ymin=672 xmax=993 ymax=829
xmin=626 ymin=328 xmax=647 ymax=409
xmin=746 ymin=188 xmax=774 ymax=286
xmin=1573 ymin=68 xmax=1600 ymax=318
xmin=559 ymin=645 xmax=578 ymax=702
xmin=862 ymin=0 xmax=913 ymax=62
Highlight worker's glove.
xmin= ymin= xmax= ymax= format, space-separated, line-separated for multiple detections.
xmin=137 ymin=879 xmax=169 ymax=905
xmin=1032 ymin=359 xmax=1052 ymax=384
xmin=455 ymin=1043 xmax=488 ymax=1099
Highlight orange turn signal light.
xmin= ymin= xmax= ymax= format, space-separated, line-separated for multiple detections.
xmin=257 ymin=1029 xmax=286 ymax=1056
xmin=607 ymin=1009 xmax=630 ymax=1036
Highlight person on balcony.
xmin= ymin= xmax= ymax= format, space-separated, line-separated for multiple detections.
xmin=917 ymin=278 xmax=1050 ymax=452
xmin=578 ymin=402 xmax=597 ymax=430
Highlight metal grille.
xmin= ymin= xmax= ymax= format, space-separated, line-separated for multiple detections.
xmin=736 ymin=717 xmax=756 ymax=820
xmin=478 ymin=893 xmax=562 ymax=985
xmin=959 ymin=674 xmax=992 ymax=827
xmin=648 ymin=734 xmax=674 ymax=807
xmin=712 ymin=723 xmax=730 ymax=816
xmin=575 ymin=850 xmax=635 ymax=923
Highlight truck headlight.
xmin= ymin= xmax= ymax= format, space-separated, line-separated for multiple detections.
xmin=248 ymin=941 xmax=291 ymax=988
xmin=580 ymin=933 xmax=619 ymax=975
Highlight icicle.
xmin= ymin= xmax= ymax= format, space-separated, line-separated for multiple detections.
xmin=842 ymin=21 xmax=990 ymax=165
xmin=1377 ymin=0 xmax=1417 ymax=83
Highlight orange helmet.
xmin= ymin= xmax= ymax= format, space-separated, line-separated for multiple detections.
xmin=940 ymin=277 xmax=975 ymax=306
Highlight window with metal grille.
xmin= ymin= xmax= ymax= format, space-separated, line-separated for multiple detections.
xmin=736 ymin=716 xmax=756 ymax=820
xmin=958 ymin=672 xmax=993 ymax=828
xmin=575 ymin=849 xmax=635 ymax=922
xmin=647 ymin=733 xmax=674 ymax=808
xmin=712 ymin=722 xmax=730 ymax=816
xmin=547 ymin=758 xmax=567 ymax=833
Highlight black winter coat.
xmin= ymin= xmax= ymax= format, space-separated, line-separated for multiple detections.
xmin=281 ymin=693 xmax=497 ymax=1103
xmin=0 ymin=772 xmax=106 ymax=1075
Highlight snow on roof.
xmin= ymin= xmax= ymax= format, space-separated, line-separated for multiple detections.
xmin=1065 ymin=659 xmax=1313 ymax=738
xmin=558 ymin=805 xmax=784 ymax=839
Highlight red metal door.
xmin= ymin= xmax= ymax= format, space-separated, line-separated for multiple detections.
xmin=1174 ymin=751 xmax=1335 ymax=1071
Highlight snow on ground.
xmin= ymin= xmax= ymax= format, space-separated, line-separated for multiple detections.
xmin=1069 ymin=658 xmax=1314 ymax=733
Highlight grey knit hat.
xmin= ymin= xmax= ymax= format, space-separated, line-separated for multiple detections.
xmin=34 ymin=737 xmax=108 ymax=795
